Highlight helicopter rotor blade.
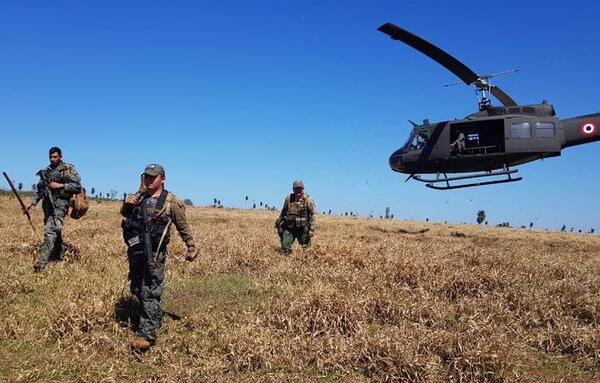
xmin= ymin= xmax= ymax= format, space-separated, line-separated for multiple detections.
xmin=490 ymin=85 xmax=517 ymax=107
xmin=378 ymin=23 xmax=518 ymax=107
xmin=378 ymin=23 xmax=479 ymax=85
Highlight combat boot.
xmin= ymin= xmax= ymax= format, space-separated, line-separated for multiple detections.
xmin=129 ymin=336 xmax=151 ymax=352
xmin=58 ymin=244 xmax=66 ymax=261
xmin=33 ymin=263 xmax=45 ymax=273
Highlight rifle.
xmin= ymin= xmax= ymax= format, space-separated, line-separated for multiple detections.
xmin=36 ymin=170 xmax=57 ymax=221
xmin=2 ymin=171 xmax=35 ymax=232
xmin=275 ymin=218 xmax=285 ymax=240
xmin=140 ymin=194 xmax=157 ymax=267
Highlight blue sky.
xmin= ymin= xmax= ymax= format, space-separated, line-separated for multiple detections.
xmin=1 ymin=1 xmax=599 ymax=230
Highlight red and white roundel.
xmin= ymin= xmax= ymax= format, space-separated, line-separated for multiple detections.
xmin=580 ymin=121 xmax=598 ymax=137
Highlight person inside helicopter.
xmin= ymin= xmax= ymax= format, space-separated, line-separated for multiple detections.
xmin=450 ymin=131 xmax=466 ymax=153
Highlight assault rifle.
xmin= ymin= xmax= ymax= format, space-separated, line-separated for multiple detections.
xmin=139 ymin=193 xmax=157 ymax=267
xmin=36 ymin=170 xmax=57 ymax=221
xmin=2 ymin=171 xmax=35 ymax=232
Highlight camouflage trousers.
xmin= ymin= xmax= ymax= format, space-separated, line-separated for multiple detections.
xmin=128 ymin=247 xmax=167 ymax=344
xmin=280 ymin=226 xmax=310 ymax=255
xmin=36 ymin=199 xmax=69 ymax=267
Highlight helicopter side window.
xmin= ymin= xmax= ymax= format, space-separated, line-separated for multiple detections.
xmin=535 ymin=122 xmax=555 ymax=138
xmin=511 ymin=122 xmax=531 ymax=138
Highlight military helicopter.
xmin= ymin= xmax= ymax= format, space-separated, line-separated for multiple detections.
xmin=378 ymin=23 xmax=600 ymax=190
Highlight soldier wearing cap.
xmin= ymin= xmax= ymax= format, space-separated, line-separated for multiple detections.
xmin=121 ymin=164 xmax=197 ymax=352
xmin=275 ymin=180 xmax=317 ymax=255
xmin=24 ymin=146 xmax=82 ymax=272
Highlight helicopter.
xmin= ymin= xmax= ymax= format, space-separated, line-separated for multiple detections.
xmin=378 ymin=23 xmax=600 ymax=190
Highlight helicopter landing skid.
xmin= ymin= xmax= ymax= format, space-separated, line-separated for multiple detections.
xmin=413 ymin=169 xmax=522 ymax=190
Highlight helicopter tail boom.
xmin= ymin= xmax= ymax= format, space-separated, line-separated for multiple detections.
xmin=561 ymin=113 xmax=600 ymax=148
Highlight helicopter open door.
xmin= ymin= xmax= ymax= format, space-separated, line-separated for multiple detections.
xmin=449 ymin=119 xmax=505 ymax=157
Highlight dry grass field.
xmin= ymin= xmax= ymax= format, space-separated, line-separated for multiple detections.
xmin=1 ymin=195 xmax=600 ymax=382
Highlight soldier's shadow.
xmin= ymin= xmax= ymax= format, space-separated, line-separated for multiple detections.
xmin=114 ymin=296 xmax=182 ymax=331
xmin=115 ymin=296 xmax=141 ymax=331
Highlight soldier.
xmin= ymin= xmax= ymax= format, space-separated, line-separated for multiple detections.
xmin=121 ymin=164 xmax=197 ymax=352
xmin=451 ymin=131 xmax=466 ymax=153
xmin=24 ymin=147 xmax=81 ymax=272
xmin=275 ymin=180 xmax=316 ymax=255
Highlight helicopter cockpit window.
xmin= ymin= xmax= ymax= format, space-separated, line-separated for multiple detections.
xmin=403 ymin=128 xmax=429 ymax=151
xmin=535 ymin=122 xmax=555 ymax=137
xmin=511 ymin=122 xmax=531 ymax=138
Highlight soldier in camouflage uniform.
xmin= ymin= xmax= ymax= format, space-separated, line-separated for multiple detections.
xmin=275 ymin=180 xmax=316 ymax=255
xmin=121 ymin=164 xmax=197 ymax=352
xmin=24 ymin=147 xmax=81 ymax=272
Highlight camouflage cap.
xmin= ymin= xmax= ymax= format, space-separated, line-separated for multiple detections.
xmin=142 ymin=164 xmax=165 ymax=177
xmin=292 ymin=180 xmax=304 ymax=189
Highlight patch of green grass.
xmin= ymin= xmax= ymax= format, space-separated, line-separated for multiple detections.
xmin=526 ymin=350 xmax=591 ymax=382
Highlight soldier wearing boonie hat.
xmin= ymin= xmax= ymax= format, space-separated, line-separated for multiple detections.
xmin=121 ymin=163 xmax=197 ymax=352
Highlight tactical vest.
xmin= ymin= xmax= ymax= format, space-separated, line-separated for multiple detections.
xmin=39 ymin=162 xmax=76 ymax=201
xmin=122 ymin=190 xmax=171 ymax=250
xmin=283 ymin=193 xmax=310 ymax=228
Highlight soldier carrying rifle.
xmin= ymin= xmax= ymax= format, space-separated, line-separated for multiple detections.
xmin=275 ymin=180 xmax=317 ymax=255
xmin=24 ymin=147 xmax=81 ymax=272
xmin=121 ymin=164 xmax=197 ymax=352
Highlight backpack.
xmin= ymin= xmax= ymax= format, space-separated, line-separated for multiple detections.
xmin=70 ymin=188 xmax=89 ymax=219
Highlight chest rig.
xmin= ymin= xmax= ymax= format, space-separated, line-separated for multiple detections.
xmin=38 ymin=163 xmax=71 ymax=200
xmin=284 ymin=193 xmax=309 ymax=228
xmin=122 ymin=190 xmax=171 ymax=250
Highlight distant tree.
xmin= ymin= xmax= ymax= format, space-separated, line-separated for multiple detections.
xmin=217 ymin=200 xmax=221 ymax=206
xmin=265 ymin=204 xmax=269 ymax=209
xmin=390 ymin=214 xmax=394 ymax=219
xmin=213 ymin=198 xmax=217 ymax=207
xmin=253 ymin=203 xmax=256 ymax=209
xmin=183 ymin=199 xmax=193 ymax=206
xmin=570 ymin=227 xmax=574 ymax=232
xmin=260 ymin=201 xmax=263 ymax=207
xmin=99 ymin=192 xmax=102 ymax=198
xmin=379 ymin=216 xmax=383 ymax=219
xmin=91 ymin=187 xmax=96 ymax=196
xmin=426 ymin=218 xmax=429 ymax=222
xmin=385 ymin=207 xmax=390 ymax=219
xmin=17 ymin=182 xmax=22 ymax=191
xmin=106 ymin=192 xmax=110 ymax=199
xmin=123 ymin=192 xmax=127 ymax=200
xmin=561 ymin=225 xmax=566 ymax=232
xmin=591 ymin=228 xmax=595 ymax=234
xmin=110 ymin=189 xmax=118 ymax=199
xmin=344 ymin=212 xmax=348 ymax=216
xmin=328 ymin=209 xmax=331 ymax=215
xmin=578 ymin=229 xmax=582 ymax=233
xmin=529 ymin=222 xmax=533 ymax=229
xmin=485 ymin=221 xmax=488 ymax=225
xmin=476 ymin=210 xmax=486 ymax=225
xmin=245 ymin=195 xmax=248 ymax=201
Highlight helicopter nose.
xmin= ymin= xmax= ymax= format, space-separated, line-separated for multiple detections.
xmin=389 ymin=150 xmax=405 ymax=172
